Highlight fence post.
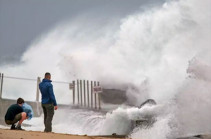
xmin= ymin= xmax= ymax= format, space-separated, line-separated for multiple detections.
xmin=0 ymin=73 xmax=2 ymax=99
xmin=80 ymin=80 xmax=82 ymax=106
xmin=0 ymin=73 xmax=4 ymax=99
xmin=94 ymin=81 xmax=97 ymax=109
xmin=83 ymin=80 xmax=86 ymax=107
xmin=72 ymin=81 xmax=75 ymax=105
xmin=87 ymin=80 xmax=89 ymax=107
xmin=97 ymin=81 xmax=101 ymax=110
xmin=91 ymin=81 xmax=93 ymax=108
xmin=36 ymin=77 xmax=41 ymax=101
xmin=36 ymin=77 xmax=41 ymax=117
xmin=77 ymin=80 xmax=79 ymax=105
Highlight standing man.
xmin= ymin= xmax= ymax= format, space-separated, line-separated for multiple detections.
xmin=5 ymin=98 xmax=27 ymax=130
xmin=39 ymin=72 xmax=58 ymax=132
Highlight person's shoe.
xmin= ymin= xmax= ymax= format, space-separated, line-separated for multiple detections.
xmin=10 ymin=124 xmax=16 ymax=130
xmin=16 ymin=125 xmax=24 ymax=130
xmin=44 ymin=130 xmax=51 ymax=133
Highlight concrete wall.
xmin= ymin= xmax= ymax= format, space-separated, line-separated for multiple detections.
xmin=101 ymin=89 xmax=127 ymax=104
xmin=0 ymin=98 xmax=42 ymax=118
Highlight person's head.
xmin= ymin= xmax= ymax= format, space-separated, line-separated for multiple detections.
xmin=17 ymin=98 xmax=24 ymax=106
xmin=45 ymin=72 xmax=51 ymax=80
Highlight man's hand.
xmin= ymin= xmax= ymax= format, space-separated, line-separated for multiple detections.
xmin=54 ymin=106 xmax=58 ymax=110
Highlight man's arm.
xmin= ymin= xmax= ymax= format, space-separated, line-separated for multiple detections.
xmin=48 ymin=84 xmax=58 ymax=108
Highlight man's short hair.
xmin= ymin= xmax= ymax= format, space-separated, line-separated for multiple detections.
xmin=17 ymin=98 xmax=24 ymax=104
xmin=45 ymin=72 xmax=51 ymax=77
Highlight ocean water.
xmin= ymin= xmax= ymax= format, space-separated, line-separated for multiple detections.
xmin=20 ymin=103 xmax=174 ymax=138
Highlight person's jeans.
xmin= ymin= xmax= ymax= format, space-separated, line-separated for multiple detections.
xmin=42 ymin=103 xmax=54 ymax=132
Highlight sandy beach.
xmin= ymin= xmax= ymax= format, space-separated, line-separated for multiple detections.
xmin=0 ymin=128 xmax=126 ymax=139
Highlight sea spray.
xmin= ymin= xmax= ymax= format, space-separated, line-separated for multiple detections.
xmin=129 ymin=115 xmax=173 ymax=139
xmin=175 ymin=59 xmax=211 ymax=136
xmin=1 ymin=0 xmax=210 ymax=104
xmin=24 ymin=108 xmax=105 ymax=135
xmin=23 ymin=104 xmax=171 ymax=137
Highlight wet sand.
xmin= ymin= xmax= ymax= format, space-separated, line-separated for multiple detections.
xmin=0 ymin=128 xmax=125 ymax=139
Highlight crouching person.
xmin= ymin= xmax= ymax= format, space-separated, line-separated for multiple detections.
xmin=4 ymin=98 xmax=27 ymax=130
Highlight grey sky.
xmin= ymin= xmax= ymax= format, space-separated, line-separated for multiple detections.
xmin=0 ymin=0 xmax=164 ymax=65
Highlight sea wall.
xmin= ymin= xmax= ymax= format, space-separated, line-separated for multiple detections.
xmin=0 ymin=98 xmax=42 ymax=118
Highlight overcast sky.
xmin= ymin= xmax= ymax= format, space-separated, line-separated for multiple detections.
xmin=0 ymin=0 xmax=164 ymax=65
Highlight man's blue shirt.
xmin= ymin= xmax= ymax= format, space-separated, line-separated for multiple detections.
xmin=39 ymin=79 xmax=57 ymax=106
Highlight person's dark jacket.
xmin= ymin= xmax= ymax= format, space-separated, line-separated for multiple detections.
xmin=5 ymin=104 xmax=23 ymax=121
xmin=39 ymin=79 xmax=57 ymax=106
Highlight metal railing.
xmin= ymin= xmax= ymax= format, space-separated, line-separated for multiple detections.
xmin=0 ymin=73 xmax=102 ymax=109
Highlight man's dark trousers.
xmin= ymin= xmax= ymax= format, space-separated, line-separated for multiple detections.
xmin=42 ymin=104 xmax=54 ymax=132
